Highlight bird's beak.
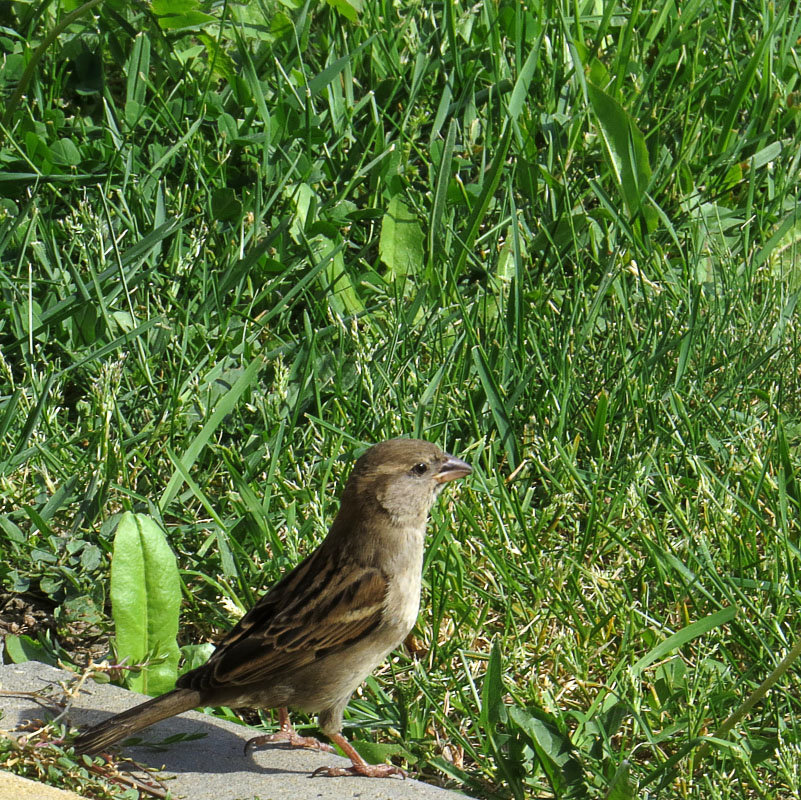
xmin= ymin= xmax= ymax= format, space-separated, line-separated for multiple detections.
xmin=434 ymin=454 xmax=472 ymax=484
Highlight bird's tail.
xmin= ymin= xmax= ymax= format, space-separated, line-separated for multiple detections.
xmin=74 ymin=687 xmax=203 ymax=754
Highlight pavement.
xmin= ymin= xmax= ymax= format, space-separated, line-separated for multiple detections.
xmin=0 ymin=772 xmax=84 ymax=800
xmin=0 ymin=660 xmax=467 ymax=800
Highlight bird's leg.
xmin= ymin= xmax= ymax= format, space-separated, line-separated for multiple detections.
xmin=244 ymin=707 xmax=335 ymax=754
xmin=311 ymin=732 xmax=406 ymax=779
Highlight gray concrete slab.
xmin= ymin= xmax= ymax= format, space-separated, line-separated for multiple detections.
xmin=0 ymin=772 xmax=85 ymax=800
xmin=0 ymin=661 xmax=467 ymax=800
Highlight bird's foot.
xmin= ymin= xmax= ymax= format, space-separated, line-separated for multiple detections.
xmin=313 ymin=731 xmax=407 ymax=778
xmin=311 ymin=762 xmax=406 ymax=779
xmin=245 ymin=729 xmax=335 ymax=755
xmin=244 ymin=707 xmax=335 ymax=755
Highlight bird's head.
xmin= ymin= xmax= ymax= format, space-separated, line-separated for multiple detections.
xmin=343 ymin=438 xmax=471 ymax=526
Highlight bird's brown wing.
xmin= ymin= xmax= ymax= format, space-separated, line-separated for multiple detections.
xmin=178 ymin=546 xmax=388 ymax=692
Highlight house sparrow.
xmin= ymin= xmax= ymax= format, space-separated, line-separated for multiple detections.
xmin=74 ymin=438 xmax=471 ymax=778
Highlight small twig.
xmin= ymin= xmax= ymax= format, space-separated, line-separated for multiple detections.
xmin=86 ymin=759 xmax=171 ymax=799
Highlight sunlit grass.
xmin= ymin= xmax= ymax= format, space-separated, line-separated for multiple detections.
xmin=1 ymin=1 xmax=801 ymax=797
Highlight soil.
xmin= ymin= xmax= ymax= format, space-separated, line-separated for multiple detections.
xmin=0 ymin=593 xmax=110 ymax=668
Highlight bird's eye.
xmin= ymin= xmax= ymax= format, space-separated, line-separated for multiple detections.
xmin=411 ymin=462 xmax=428 ymax=476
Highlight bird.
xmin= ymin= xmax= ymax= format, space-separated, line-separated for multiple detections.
xmin=74 ymin=438 xmax=471 ymax=778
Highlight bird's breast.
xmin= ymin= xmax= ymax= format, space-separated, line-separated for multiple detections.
xmin=383 ymin=569 xmax=422 ymax=636
xmin=380 ymin=527 xmax=425 ymax=639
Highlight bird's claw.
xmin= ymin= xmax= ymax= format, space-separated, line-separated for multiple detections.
xmin=244 ymin=730 xmax=335 ymax=756
xmin=311 ymin=763 xmax=406 ymax=779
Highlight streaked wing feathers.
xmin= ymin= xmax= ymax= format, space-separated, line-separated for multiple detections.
xmin=179 ymin=547 xmax=388 ymax=691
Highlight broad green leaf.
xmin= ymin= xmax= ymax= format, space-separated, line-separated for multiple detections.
xmin=380 ymin=196 xmax=424 ymax=280
xmin=198 ymin=34 xmax=238 ymax=82
xmin=126 ymin=33 xmax=150 ymax=115
xmin=480 ymin=639 xmax=506 ymax=728
xmin=750 ymin=141 xmax=782 ymax=170
xmin=606 ymin=759 xmax=636 ymax=800
xmin=49 ymin=138 xmax=81 ymax=167
xmin=325 ymin=0 xmax=362 ymax=23
xmin=507 ymin=39 xmax=541 ymax=122
xmin=312 ymin=235 xmax=363 ymax=315
xmin=111 ymin=512 xmax=181 ymax=695
xmin=211 ymin=187 xmax=242 ymax=221
xmin=0 ymin=512 xmax=25 ymax=542
xmin=508 ymin=706 xmax=585 ymax=795
xmin=349 ymin=740 xmax=416 ymax=765
xmin=587 ymin=83 xmax=655 ymax=231
xmin=151 ymin=0 xmax=216 ymax=29
xmin=4 ymin=634 xmax=56 ymax=666
xmin=287 ymin=182 xmax=316 ymax=242
xmin=179 ymin=643 xmax=216 ymax=676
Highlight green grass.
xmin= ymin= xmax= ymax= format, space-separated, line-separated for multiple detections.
xmin=2 ymin=0 xmax=801 ymax=797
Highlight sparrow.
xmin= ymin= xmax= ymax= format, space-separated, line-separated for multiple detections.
xmin=74 ymin=438 xmax=471 ymax=778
